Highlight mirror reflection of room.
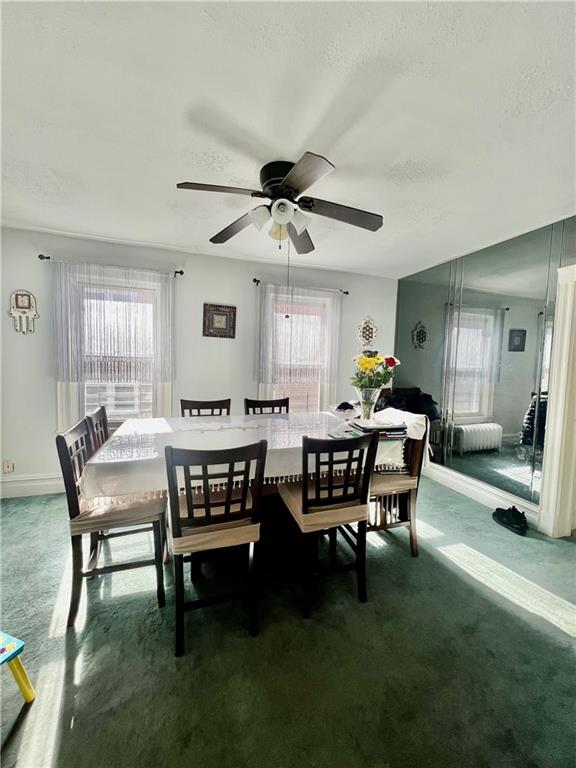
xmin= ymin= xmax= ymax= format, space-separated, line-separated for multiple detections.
xmin=394 ymin=216 xmax=575 ymax=504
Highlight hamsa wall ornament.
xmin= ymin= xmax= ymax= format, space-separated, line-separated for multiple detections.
xmin=357 ymin=316 xmax=377 ymax=348
xmin=411 ymin=320 xmax=427 ymax=349
xmin=8 ymin=290 xmax=39 ymax=334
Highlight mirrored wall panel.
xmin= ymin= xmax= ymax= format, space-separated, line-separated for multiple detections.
xmin=394 ymin=216 xmax=575 ymax=504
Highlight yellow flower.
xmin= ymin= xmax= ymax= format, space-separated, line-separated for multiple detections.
xmin=356 ymin=354 xmax=384 ymax=373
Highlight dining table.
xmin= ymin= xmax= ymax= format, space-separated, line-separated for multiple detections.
xmin=80 ymin=412 xmax=408 ymax=500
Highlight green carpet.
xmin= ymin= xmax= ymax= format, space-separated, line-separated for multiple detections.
xmin=1 ymin=480 xmax=574 ymax=768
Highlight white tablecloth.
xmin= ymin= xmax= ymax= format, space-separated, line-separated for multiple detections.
xmin=80 ymin=412 xmax=406 ymax=499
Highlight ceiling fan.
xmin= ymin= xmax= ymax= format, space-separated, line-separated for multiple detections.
xmin=176 ymin=151 xmax=383 ymax=254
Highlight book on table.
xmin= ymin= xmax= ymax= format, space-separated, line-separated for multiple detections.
xmin=350 ymin=420 xmax=407 ymax=436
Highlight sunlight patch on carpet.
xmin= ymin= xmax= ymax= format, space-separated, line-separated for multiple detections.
xmin=438 ymin=543 xmax=576 ymax=637
xmin=415 ymin=520 xmax=445 ymax=540
xmin=367 ymin=532 xmax=388 ymax=549
xmin=17 ymin=557 xmax=82 ymax=767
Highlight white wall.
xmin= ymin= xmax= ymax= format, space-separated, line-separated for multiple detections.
xmin=1 ymin=227 xmax=397 ymax=495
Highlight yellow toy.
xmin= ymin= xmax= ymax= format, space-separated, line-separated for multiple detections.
xmin=0 ymin=631 xmax=36 ymax=703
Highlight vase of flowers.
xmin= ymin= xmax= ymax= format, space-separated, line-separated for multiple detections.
xmin=351 ymin=351 xmax=400 ymax=420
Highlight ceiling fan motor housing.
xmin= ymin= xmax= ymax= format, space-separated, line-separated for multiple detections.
xmin=260 ymin=161 xmax=295 ymax=198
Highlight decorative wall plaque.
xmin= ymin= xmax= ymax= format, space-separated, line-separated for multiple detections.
xmin=8 ymin=290 xmax=39 ymax=334
xmin=357 ymin=316 xmax=377 ymax=348
xmin=203 ymin=303 xmax=236 ymax=338
xmin=411 ymin=320 xmax=427 ymax=349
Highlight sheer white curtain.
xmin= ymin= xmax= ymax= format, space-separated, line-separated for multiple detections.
xmin=258 ymin=283 xmax=341 ymax=412
xmin=451 ymin=307 xmax=502 ymax=420
xmin=54 ymin=262 xmax=174 ymax=429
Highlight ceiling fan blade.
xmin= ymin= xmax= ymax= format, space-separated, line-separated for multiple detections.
xmin=298 ymin=197 xmax=383 ymax=232
xmin=177 ymin=182 xmax=268 ymax=198
xmin=209 ymin=212 xmax=254 ymax=244
xmin=280 ymin=152 xmax=335 ymax=196
xmin=288 ymin=223 xmax=315 ymax=254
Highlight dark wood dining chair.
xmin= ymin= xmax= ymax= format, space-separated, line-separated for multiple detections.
xmin=56 ymin=418 xmax=166 ymax=628
xmin=277 ymin=432 xmax=378 ymax=617
xmin=244 ymin=397 xmax=289 ymax=415
xmin=368 ymin=419 xmax=429 ymax=557
xmin=180 ymin=398 xmax=231 ymax=416
xmin=87 ymin=405 xmax=109 ymax=449
xmin=165 ymin=440 xmax=267 ymax=656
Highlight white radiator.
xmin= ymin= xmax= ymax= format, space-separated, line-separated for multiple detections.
xmin=453 ymin=423 xmax=503 ymax=455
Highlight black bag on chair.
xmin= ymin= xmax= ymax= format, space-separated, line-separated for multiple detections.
xmin=377 ymin=387 xmax=441 ymax=422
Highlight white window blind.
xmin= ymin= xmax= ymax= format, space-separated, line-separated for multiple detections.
xmin=451 ymin=308 xmax=499 ymax=419
xmin=258 ymin=284 xmax=341 ymax=412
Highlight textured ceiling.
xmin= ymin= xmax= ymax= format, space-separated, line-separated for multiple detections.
xmin=2 ymin=2 xmax=575 ymax=278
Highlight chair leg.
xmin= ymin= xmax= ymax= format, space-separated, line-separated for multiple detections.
xmin=408 ymin=489 xmax=419 ymax=558
xmin=7 ymin=656 xmax=36 ymax=703
xmin=174 ymin=555 xmax=185 ymax=657
xmin=328 ymin=528 xmax=337 ymax=565
xmin=161 ymin=515 xmax=170 ymax=564
xmin=301 ymin=534 xmax=313 ymax=619
xmin=67 ymin=535 xmax=84 ymax=629
xmin=356 ymin=520 xmax=368 ymax=603
xmin=87 ymin=532 xmax=101 ymax=575
xmin=247 ymin=541 xmax=259 ymax=637
xmin=153 ymin=520 xmax=165 ymax=608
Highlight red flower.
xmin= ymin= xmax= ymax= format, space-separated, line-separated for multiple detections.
xmin=385 ymin=356 xmax=398 ymax=368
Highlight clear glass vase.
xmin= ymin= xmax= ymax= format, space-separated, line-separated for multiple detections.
xmin=355 ymin=388 xmax=381 ymax=421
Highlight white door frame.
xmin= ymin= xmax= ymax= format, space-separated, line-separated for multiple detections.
xmin=538 ymin=264 xmax=576 ymax=537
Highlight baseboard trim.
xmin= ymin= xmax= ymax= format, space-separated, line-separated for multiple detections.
xmin=423 ymin=462 xmax=540 ymax=527
xmin=0 ymin=473 xmax=63 ymax=499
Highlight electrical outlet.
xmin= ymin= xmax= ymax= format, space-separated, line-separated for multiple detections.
xmin=2 ymin=461 xmax=14 ymax=474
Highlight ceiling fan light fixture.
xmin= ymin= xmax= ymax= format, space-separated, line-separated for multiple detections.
xmin=292 ymin=209 xmax=311 ymax=236
xmin=268 ymin=222 xmax=289 ymax=241
xmin=271 ymin=198 xmax=295 ymax=225
xmin=249 ymin=205 xmax=271 ymax=231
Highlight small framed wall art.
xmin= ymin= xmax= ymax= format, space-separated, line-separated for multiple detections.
xmin=508 ymin=329 xmax=526 ymax=352
xmin=203 ymin=303 xmax=236 ymax=339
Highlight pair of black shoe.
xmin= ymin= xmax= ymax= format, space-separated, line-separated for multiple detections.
xmin=492 ymin=506 xmax=528 ymax=535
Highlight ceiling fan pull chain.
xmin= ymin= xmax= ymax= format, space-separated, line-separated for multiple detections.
xmin=285 ymin=235 xmax=291 ymax=319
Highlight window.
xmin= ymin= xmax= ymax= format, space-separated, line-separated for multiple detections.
xmin=451 ymin=308 xmax=499 ymax=419
xmin=55 ymin=262 xmax=173 ymax=428
xmin=258 ymin=285 xmax=341 ymax=413
xmin=84 ymin=382 xmax=154 ymax=421
xmin=81 ymin=285 xmax=156 ymax=422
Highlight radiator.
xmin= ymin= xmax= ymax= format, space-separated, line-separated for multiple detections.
xmin=453 ymin=423 xmax=503 ymax=455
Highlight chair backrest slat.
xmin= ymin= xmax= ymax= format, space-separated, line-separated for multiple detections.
xmin=165 ymin=441 xmax=268 ymax=538
xmin=302 ymin=433 xmax=378 ymax=513
xmin=87 ymin=405 xmax=110 ymax=450
xmin=181 ymin=398 xmax=231 ymax=417
xmin=244 ymin=397 xmax=289 ymax=415
xmin=56 ymin=418 xmax=95 ymax=520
